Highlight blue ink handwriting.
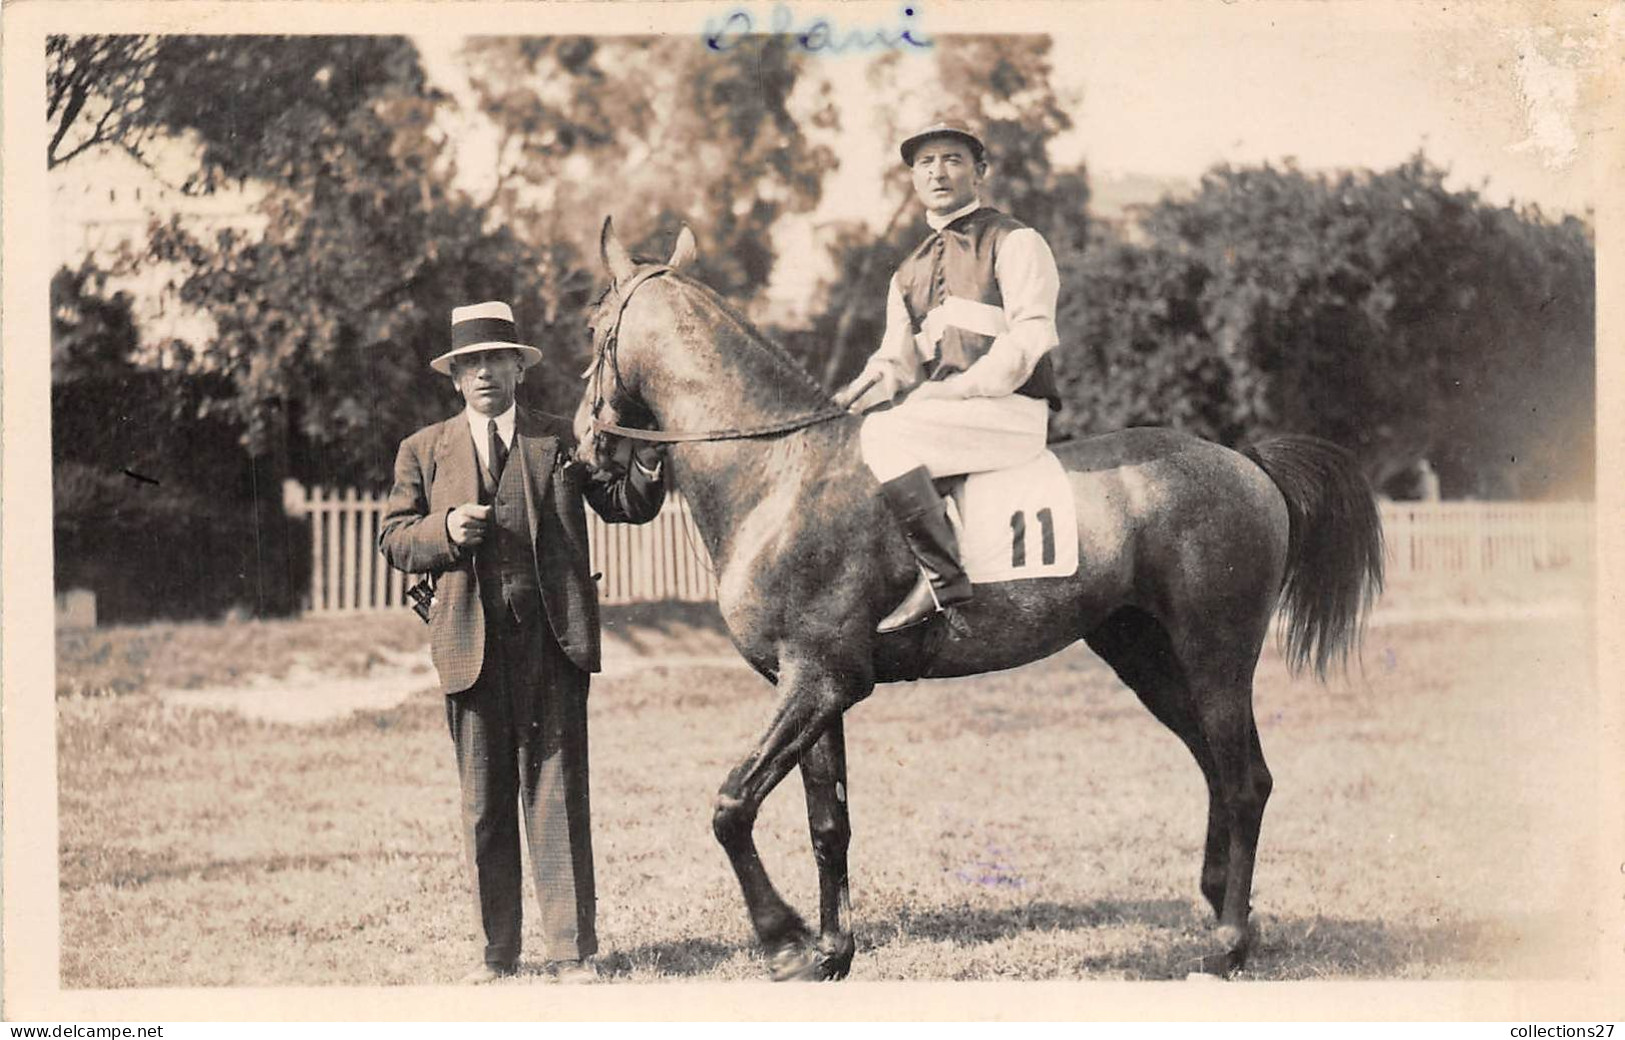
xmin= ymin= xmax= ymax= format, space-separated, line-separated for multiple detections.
xmin=704 ymin=4 xmax=934 ymax=55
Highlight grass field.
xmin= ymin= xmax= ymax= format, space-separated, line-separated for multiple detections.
xmin=55 ymin=598 xmax=1602 ymax=986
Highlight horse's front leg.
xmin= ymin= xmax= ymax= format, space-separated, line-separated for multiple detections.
xmin=799 ymin=716 xmax=856 ymax=980
xmin=711 ymin=657 xmax=861 ymax=980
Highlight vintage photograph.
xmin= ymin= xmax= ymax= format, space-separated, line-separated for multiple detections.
xmin=4 ymin=0 xmax=1621 ymax=1022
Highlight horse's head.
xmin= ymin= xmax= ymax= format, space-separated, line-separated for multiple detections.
xmin=572 ymin=217 xmax=697 ymax=470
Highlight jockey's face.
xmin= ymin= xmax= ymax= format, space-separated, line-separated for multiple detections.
xmin=450 ymin=348 xmax=525 ymax=417
xmin=910 ymin=137 xmax=984 ymax=216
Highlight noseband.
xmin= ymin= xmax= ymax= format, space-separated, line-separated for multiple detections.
xmin=586 ymin=266 xmax=850 ymax=448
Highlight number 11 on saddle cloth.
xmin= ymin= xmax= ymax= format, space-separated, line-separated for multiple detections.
xmin=942 ymin=450 xmax=1080 ymax=584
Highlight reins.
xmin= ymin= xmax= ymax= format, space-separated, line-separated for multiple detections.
xmin=588 ymin=265 xmax=850 ymax=445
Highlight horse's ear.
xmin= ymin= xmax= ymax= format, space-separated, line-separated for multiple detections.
xmin=669 ymin=224 xmax=698 ymax=269
xmin=600 ymin=216 xmax=637 ymax=285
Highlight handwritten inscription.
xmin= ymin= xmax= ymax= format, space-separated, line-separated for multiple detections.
xmin=704 ymin=4 xmax=934 ymax=54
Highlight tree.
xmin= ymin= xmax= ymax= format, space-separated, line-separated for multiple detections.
xmin=55 ymin=32 xmax=843 ymax=490
xmin=130 ymin=36 xmax=559 ymax=488
xmin=50 ymin=35 xmax=552 ymax=617
xmin=1051 ymin=154 xmax=1595 ymax=498
xmin=48 ymin=35 xmax=431 ymax=186
xmin=47 ymin=36 xmax=158 ymax=169
xmin=50 ymin=34 xmax=495 ymax=488
xmin=1053 ymin=223 xmax=1239 ymax=442
xmin=464 ymin=35 xmax=836 ymax=306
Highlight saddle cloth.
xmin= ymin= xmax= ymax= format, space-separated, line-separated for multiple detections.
xmin=944 ymin=450 xmax=1079 ymax=584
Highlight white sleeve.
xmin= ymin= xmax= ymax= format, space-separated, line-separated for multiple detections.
xmin=854 ymin=274 xmax=924 ymax=397
xmin=933 ymin=228 xmax=1059 ymax=398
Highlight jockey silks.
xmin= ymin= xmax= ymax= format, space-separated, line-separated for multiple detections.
xmin=895 ymin=206 xmax=1062 ymax=410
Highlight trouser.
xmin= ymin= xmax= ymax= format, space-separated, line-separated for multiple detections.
xmin=857 ymin=393 xmax=1050 ymax=482
xmin=445 ymin=608 xmax=596 ymax=968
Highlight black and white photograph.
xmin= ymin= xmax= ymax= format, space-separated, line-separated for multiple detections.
xmin=3 ymin=0 xmax=1622 ymax=1024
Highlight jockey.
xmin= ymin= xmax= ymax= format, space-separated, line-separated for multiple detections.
xmin=832 ymin=119 xmax=1062 ymax=634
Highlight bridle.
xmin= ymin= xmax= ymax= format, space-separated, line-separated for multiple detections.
xmin=585 ymin=265 xmax=851 ymax=450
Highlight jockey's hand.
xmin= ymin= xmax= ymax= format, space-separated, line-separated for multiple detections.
xmin=833 ymin=372 xmax=892 ymax=414
xmin=447 ymin=503 xmax=492 ymax=547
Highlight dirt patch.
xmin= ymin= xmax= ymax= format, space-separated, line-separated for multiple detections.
xmin=159 ymin=609 xmax=748 ymax=725
xmin=149 ymin=591 xmax=1589 ymax=724
xmin=160 ymin=647 xmax=436 ymax=724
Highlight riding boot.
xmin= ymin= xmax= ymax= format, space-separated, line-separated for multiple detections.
xmin=875 ymin=466 xmax=972 ymax=634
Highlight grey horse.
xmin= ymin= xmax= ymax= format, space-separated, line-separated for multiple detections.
xmin=574 ymin=220 xmax=1384 ymax=980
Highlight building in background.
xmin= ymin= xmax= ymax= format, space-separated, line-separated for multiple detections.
xmin=51 ymin=146 xmax=266 ymax=354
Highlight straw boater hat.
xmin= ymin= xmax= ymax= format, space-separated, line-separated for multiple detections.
xmin=430 ymin=301 xmax=544 ymax=375
xmin=898 ymin=118 xmax=987 ymax=167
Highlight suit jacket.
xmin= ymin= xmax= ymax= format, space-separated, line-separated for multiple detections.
xmin=379 ymin=406 xmax=665 ymax=692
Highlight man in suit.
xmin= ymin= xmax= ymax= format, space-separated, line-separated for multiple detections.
xmin=833 ymin=119 xmax=1062 ymax=633
xmin=380 ymin=301 xmax=666 ymax=983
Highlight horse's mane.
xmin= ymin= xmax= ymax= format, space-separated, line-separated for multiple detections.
xmin=609 ymin=259 xmax=833 ymax=406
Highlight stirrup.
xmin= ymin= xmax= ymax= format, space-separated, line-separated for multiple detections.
xmin=876 ymin=568 xmax=970 ymax=634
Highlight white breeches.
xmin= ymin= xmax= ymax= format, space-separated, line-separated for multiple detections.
xmin=858 ymin=394 xmax=1049 ymax=483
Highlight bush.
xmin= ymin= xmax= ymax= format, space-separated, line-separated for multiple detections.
xmin=54 ymin=461 xmax=305 ymax=624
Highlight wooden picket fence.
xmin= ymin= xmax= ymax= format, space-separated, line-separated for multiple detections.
xmin=280 ymin=480 xmax=1592 ymax=615
xmin=1377 ymin=500 xmax=1593 ymax=577
xmin=281 ymin=479 xmax=716 ymax=614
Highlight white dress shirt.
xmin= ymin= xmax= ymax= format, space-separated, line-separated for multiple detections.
xmin=464 ymin=404 xmax=516 ymax=476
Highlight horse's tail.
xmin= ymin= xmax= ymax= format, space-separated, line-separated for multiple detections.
xmin=1243 ymin=435 xmax=1385 ymax=679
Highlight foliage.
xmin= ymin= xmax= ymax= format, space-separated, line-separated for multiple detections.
xmin=1053 ymin=224 xmax=1239 ymax=441
xmin=47 ymin=34 xmax=1594 ymax=516
xmin=1052 ymin=156 xmax=1595 ymax=498
xmin=465 ymin=36 xmax=836 ymax=303
xmin=51 ymin=264 xmax=303 ymax=621
xmin=54 ymin=34 xmax=837 ymax=490
xmin=52 ymin=264 xmax=240 ymax=488
xmin=130 ymin=36 xmax=546 ymax=487
xmin=48 ymin=36 xmax=431 ymax=187
xmin=47 ymin=36 xmax=159 ymax=169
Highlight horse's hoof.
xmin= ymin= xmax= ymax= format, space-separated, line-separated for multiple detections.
xmin=1192 ymin=923 xmax=1251 ymax=977
xmin=769 ymin=942 xmax=825 ymax=982
xmin=769 ymin=937 xmax=853 ymax=982
xmin=818 ymin=936 xmax=856 ymax=980
xmin=1194 ymin=948 xmax=1245 ymax=977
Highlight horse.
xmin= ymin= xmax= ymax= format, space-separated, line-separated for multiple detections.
xmin=572 ymin=219 xmax=1384 ymax=980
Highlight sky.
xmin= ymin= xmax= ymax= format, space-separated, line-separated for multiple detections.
xmin=801 ymin=2 xmax=1614 ymax=227
xmin=1047 ymin=4 xmax=1608 ymax=212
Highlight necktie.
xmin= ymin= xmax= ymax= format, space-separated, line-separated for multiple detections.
xmin=487 ymin=419 xmax=507 ymax=484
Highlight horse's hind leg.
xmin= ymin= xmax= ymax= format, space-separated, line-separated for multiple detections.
xmin=1086 ymin=608 xmax=1230 ymax=919
xmin=1089 ymin=606 xmax=1273 ymax=974
xmin=1181 ymin=632 xmax=1273 ymax=973
xmin=799 ymin=717 xmax=856 ymax=979
xmin=1197 ymin=686 xmax=1272 ymax=971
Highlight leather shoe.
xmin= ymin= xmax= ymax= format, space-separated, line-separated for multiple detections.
xmin=548 ymin=959 xmax=597 ymax=984
xmin=459 ymin=963 xmax=517 ymax=984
